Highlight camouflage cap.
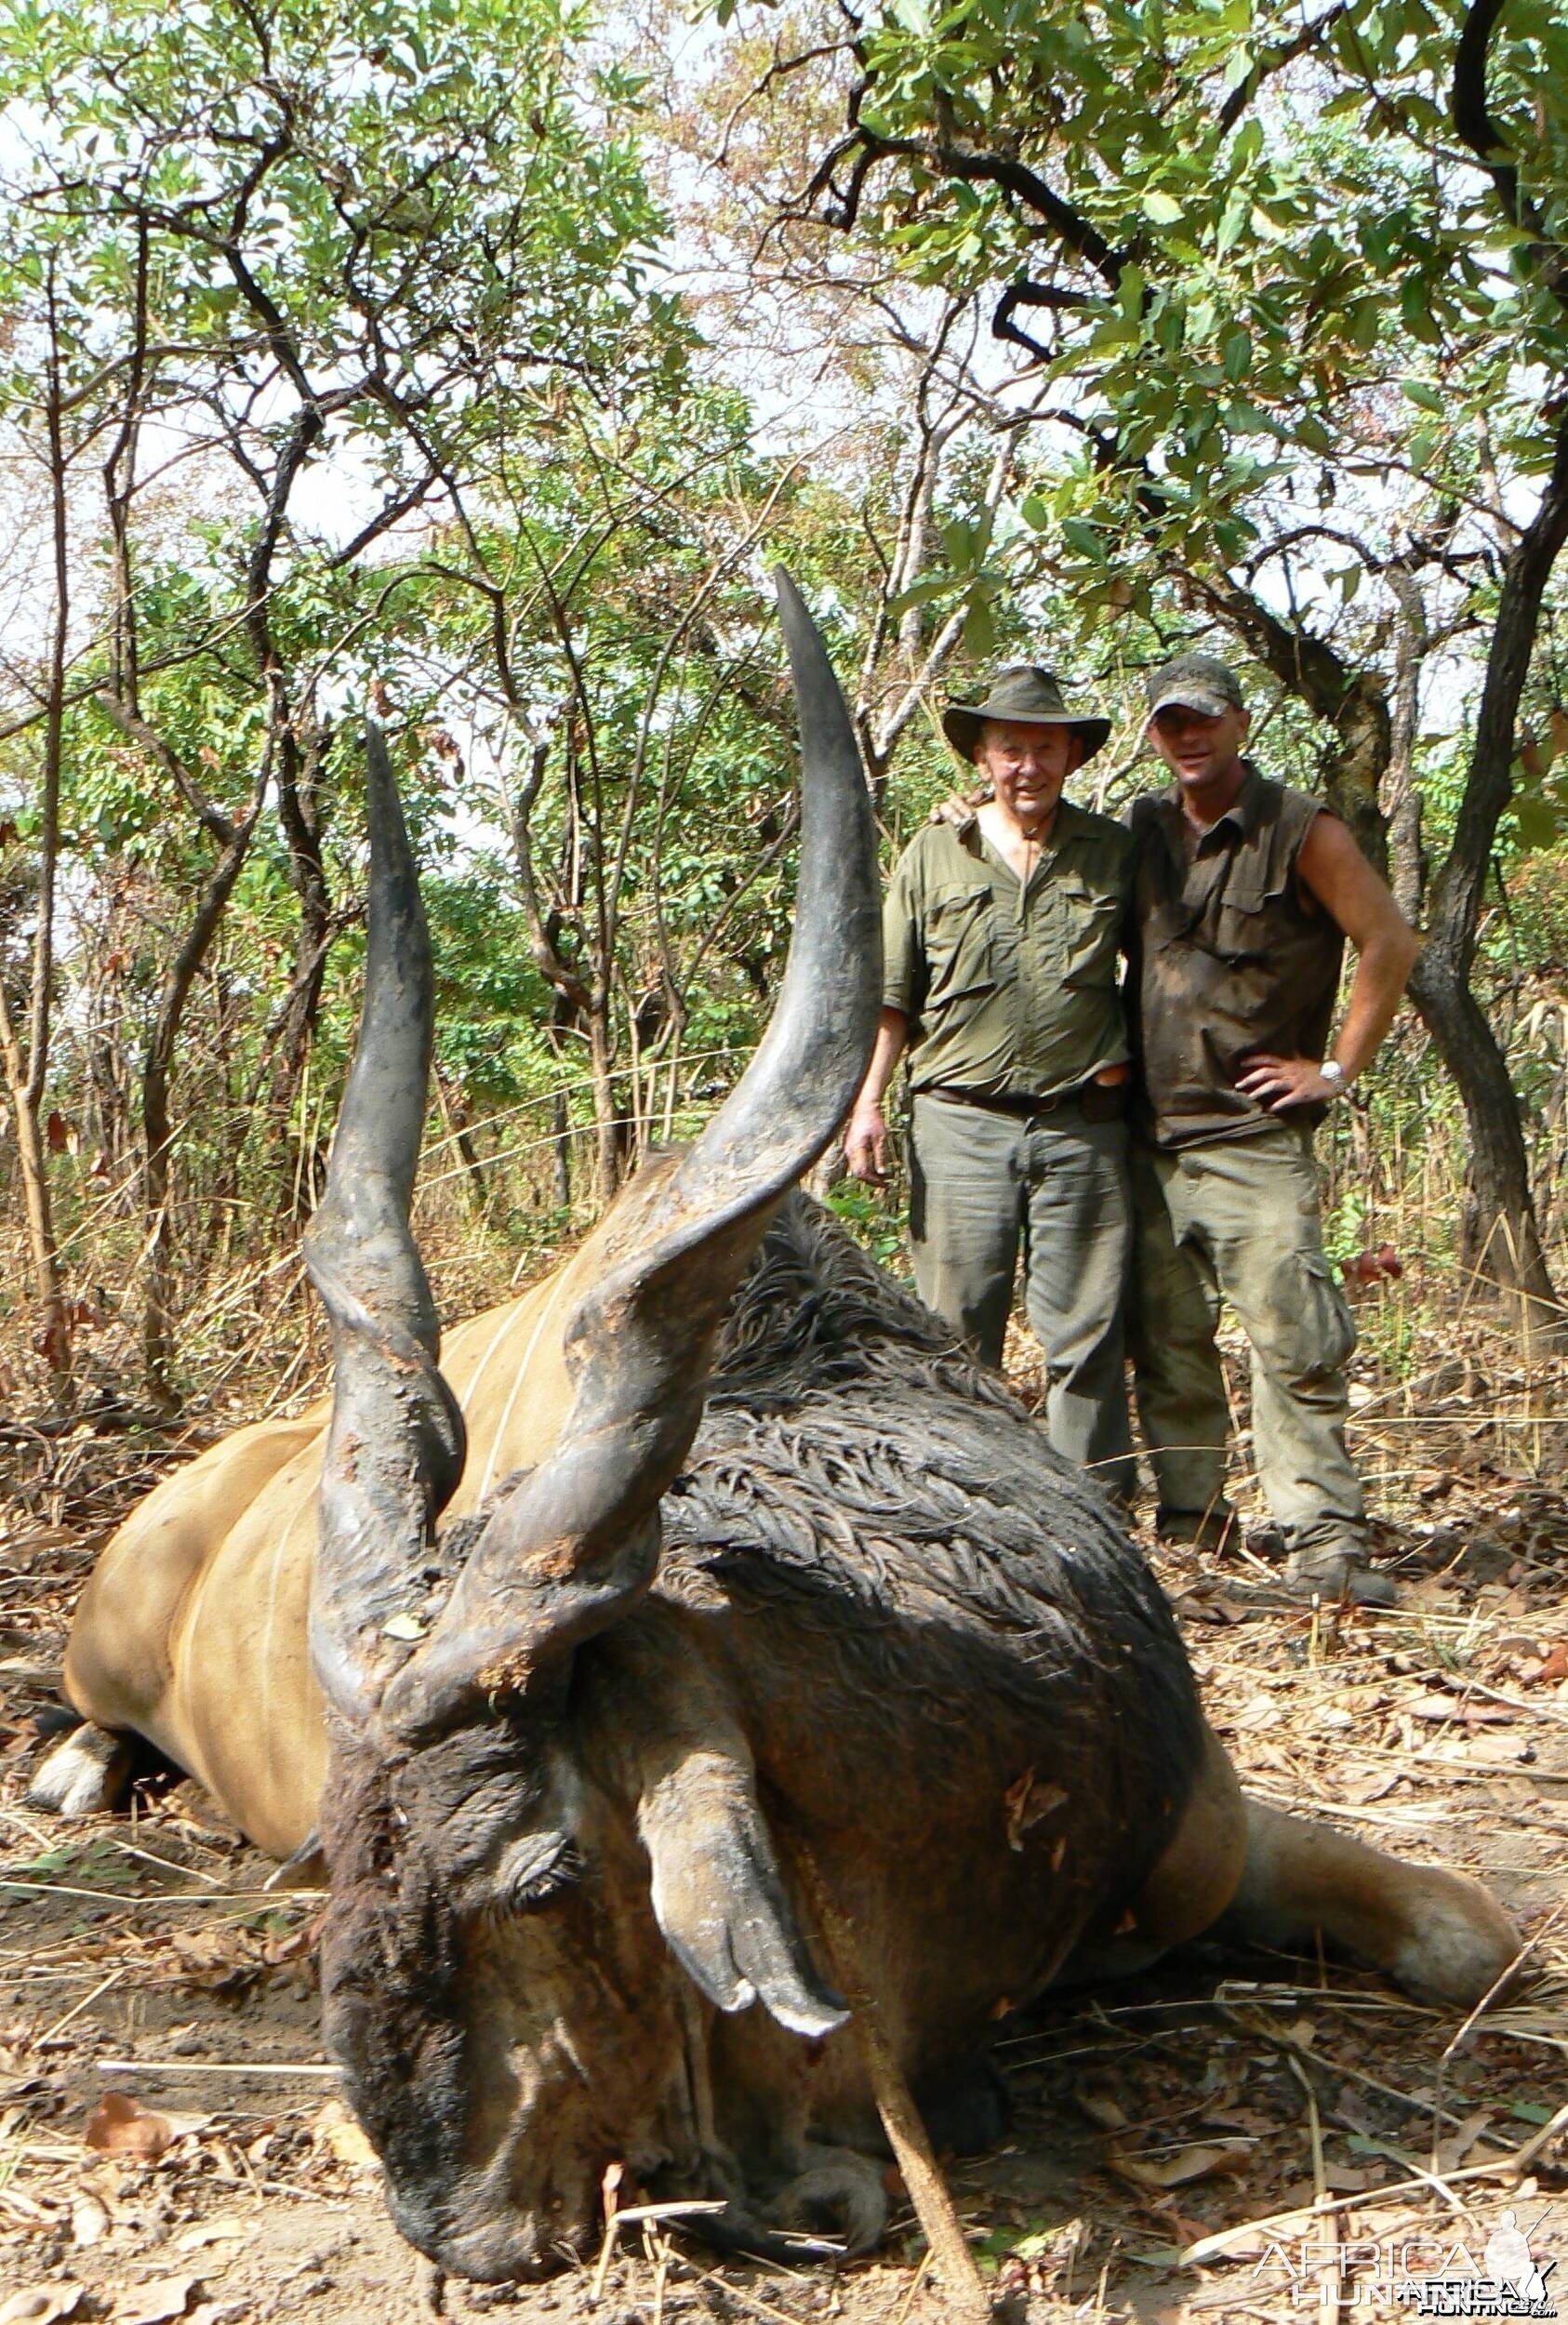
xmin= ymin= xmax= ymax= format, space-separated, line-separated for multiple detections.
xmin=1146 ymin=651 xmax=1245 ymax=719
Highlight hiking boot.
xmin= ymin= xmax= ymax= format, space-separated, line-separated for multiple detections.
xmin=1283 ymin=1548 xmax=1400 ymax=1608
xmin=1155 ymin=1505 xmax=1237 ymax=1555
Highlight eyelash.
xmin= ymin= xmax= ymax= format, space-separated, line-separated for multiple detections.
xmin=505 ymin=1843 xmax=582 ymax=1913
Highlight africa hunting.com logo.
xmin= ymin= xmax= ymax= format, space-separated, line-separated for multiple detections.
xmin=1249 ymin=2210 xmax=1558 ymax=2316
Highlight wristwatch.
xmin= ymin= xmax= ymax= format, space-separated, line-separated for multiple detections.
xmin=1320 ymin=1060 xmax=1350 ymax=1095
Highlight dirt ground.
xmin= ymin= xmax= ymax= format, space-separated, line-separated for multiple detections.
xmin=3 ymin=1333 xmax=1566 ymax=2325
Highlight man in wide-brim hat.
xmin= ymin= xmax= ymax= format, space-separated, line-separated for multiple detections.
xmin=937 ymin=666 xmax=1112 ymax=764
xmin=845 ymin=665 xmax=1137 ymax=1501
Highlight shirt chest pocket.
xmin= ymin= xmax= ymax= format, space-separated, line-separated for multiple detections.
xmin=924 ymin=884 xmax=997 ymax=1005
xmin=1056 ymin=879 xmax=1123 ymax=986
xmin=1209 ymin=873 xmax=1280 ymax=964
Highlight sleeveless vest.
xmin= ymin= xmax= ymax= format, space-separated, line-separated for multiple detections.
xmin=1128 ymin=769 xmax=1344 ymax=1149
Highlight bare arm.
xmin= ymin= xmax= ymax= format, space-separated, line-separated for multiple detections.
xmin=844 ymin=1008 xmax=909 ymax=1184
xmin=1235 ymin=814 xmax=1421 ymax=1113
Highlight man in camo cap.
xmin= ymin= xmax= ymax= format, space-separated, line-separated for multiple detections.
xmin=1123 ymin=648 xmax=1420 ymax=1606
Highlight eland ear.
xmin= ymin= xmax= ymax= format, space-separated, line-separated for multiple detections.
xmin=638 ymin=1743 xmax=846 ymax=2039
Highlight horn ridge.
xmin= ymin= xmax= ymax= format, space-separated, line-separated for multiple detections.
xmin=303 ymin=724 xmax=465 ymax=1722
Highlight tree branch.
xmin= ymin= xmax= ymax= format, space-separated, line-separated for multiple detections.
xmin=1452 ymin=0 xmax=1568 ymax=309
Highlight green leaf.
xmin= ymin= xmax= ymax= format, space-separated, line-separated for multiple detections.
xmin=1142 ymin=190 xmax=1183 ymax=224
xmin=1059 ymin=518 xmax=1105 ymax=562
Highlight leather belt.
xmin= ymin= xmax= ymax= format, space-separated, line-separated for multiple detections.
xmin=928 ymin=1081 xmax=1129 ymax=1121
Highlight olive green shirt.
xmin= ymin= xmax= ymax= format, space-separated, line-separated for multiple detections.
xmin=883 ymin=802 xmax=1135 ymax=1099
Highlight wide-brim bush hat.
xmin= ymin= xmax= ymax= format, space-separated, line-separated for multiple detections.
xmin=941 ymin=665 xmax=1111 ymax=764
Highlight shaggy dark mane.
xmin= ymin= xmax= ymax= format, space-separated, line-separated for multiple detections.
xmin=708 ymin=1192 xmax=1023 ymax=1415
xmin=659 ymin=1194 xmax=1202 ymax=1835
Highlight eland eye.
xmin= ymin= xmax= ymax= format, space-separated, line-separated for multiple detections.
xmin=498 ymin=1832 xmax=580 ymax=1912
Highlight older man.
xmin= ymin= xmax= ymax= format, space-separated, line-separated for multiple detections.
xmin=1125 ymin=652 xmax=1420 ymax=1606
xmin=844 ymin=667 xmax=1136 ymax=1501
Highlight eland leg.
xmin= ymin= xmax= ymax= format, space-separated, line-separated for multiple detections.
xmin=1215 ymin=1799 xmax=1522 ymax=2008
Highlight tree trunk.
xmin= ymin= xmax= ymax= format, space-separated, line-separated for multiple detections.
xmin=141 ymin=804 xmax=262 ymax=1408
xmin=269 ymin=722 xmax=333 ymax=1216
xmin=1383 ymin=565 xmax=1428 ymax=924
xmin=1322 ymin=673 xmax=1393 ymax=876
xmin=1410 ymin=947 xmax=1561 ymax=1343
xmin=551 ymin=1087 xmax=573 ymax=1211
xmin=0 ymin=979 xmax=69 ymax=1390
xmin=1 ymin=291 xmax=76 ymax=1406
xmin=587 ymin=1004 xmax=628 ymax=1206
xmin=434 ymin=1063 xmax=489 ymax=1220
xmin=1410 ymin=407 xmax=1568 ymax=1338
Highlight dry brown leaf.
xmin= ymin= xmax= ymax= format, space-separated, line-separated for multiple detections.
xmin=1180 ymin=2207 xmax=1316 ymax=2264
xmin=85 ymin=2091 xmax=174 ymax=2160
xmin=1342 ymin=1767 xmax=1402 ymax=1805
xmin=70 ymin=2193 xmax=110 ymax=2246
xmin=1434 ymin=2108 xmax=1495 ymax=2172
xmin=0 ymin=2292 xmax=84 ymax=2325
xmin=1075 ymin=2082 xmax=1131 ymax=2131
xmin=116 ymin=2278 xmax=196 ymax=2325
xmin=311 ymin=2099 xmax=378 ymax=2173
xmin=174 ymin=2216 xmax=250 ymax=2254
xmin=1322 ymin=2162 xmax=1383 ymax=2192
xmin=1110 ymin=2139 xmax=1253 ymax=2189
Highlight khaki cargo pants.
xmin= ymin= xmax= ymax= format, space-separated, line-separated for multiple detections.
xmin=1126 ymin=1123 xmax=1369 ymax=1557
xmin=908 ymin=1092 xmax=1136 ymax=1501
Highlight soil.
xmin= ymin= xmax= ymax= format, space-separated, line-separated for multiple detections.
xmin=3 ymin=1353 xmax=1566 ymax=2325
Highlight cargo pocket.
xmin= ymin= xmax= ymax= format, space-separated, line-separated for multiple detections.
xmin=1292 ymin=1248 xmax=1358 ymax=1377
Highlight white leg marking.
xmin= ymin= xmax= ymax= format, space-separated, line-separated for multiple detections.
xmin=26 ymin=1724 xmax=135 ymax=1817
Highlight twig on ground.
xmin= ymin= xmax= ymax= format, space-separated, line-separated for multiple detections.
xmin=797 ymin=1848 xmax=992 ymax=2325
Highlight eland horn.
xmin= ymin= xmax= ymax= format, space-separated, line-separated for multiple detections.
xmin=382 ymin=570 xmax=881 ymax=1740
xmin=302 ymin=728 xmax=466 ymax=1723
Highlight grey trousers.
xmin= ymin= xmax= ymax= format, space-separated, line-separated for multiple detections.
xmin=908 ymin=1093 xmax=1136 ymax=1499
xmin=1126 ymin=1123 xmax=1369 ymax=1555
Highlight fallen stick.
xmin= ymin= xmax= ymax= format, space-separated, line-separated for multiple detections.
xmin=94 ymin=2057 xmax=339 ymax=2078
xmin=797 ymin=1851 xmax=991 ymax=2325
